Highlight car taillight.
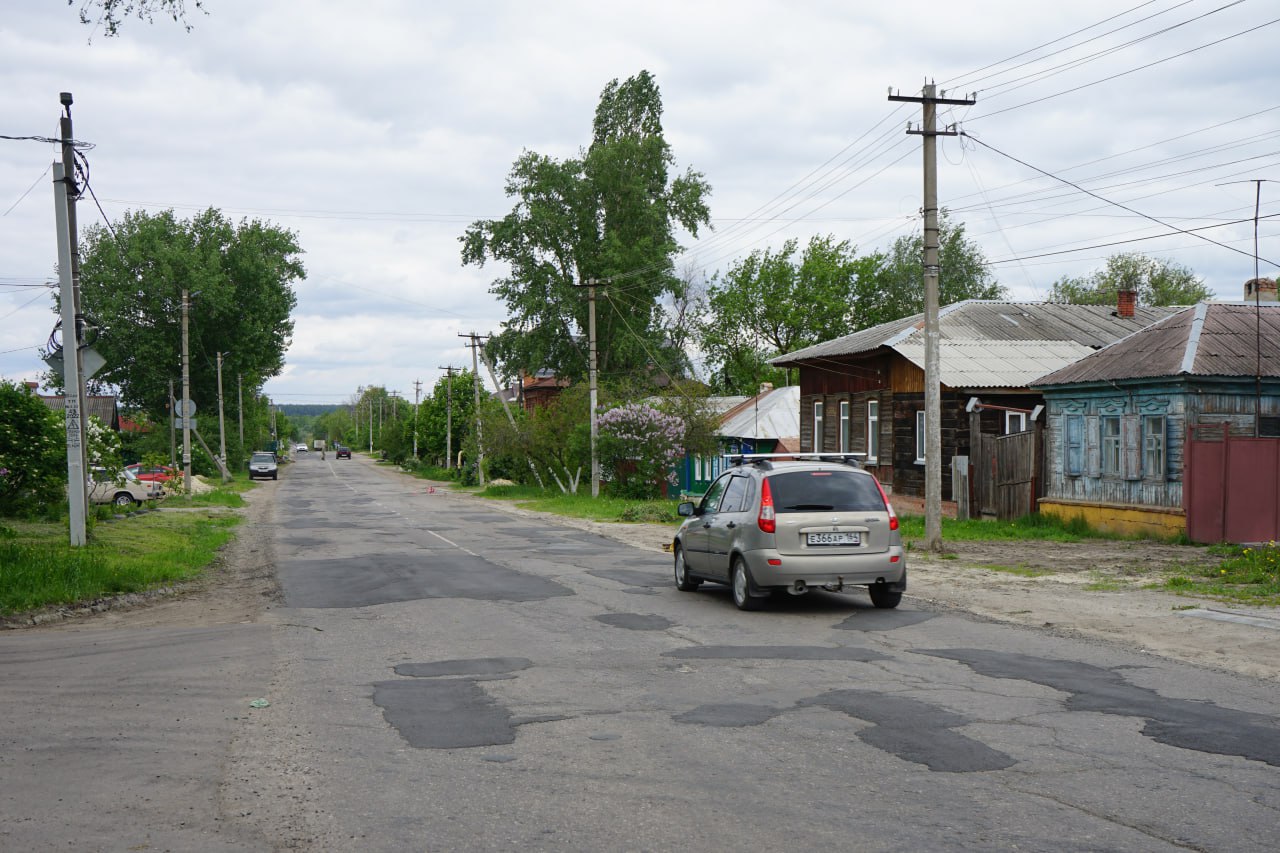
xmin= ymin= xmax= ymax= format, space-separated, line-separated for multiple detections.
xmin=872 ymin=476 xmax=899 ymax=531
xmin=758 ymin=477 xmax=776 ymax=533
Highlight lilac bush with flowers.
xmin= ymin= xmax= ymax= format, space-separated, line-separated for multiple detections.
xmin=597 ymin=402 xmax=685 ymax=499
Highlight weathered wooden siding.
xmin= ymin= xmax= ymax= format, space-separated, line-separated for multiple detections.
xmin=1042 ymin=384 xmax=1188 ymax=509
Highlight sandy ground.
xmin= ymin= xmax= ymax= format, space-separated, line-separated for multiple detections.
xmin=11 ymin=481 xmax=1280 ymax=684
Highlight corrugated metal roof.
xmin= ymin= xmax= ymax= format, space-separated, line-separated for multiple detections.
xmin=718 ymin=386 xmax=800 ymax=440
xmin=1034 ymin=303 xmax=1280 ymax=385
xmin=39 ymin=395 xmax=120 ymax=426
xmin=893 ymin=340 xmax=1095 ymax=388
xmin=771 ymin=300 xmax=1179 ymax=366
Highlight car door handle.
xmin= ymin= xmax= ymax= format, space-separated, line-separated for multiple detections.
xmin=702 ymin=522 xmax=711 ymax=529
xmin=726 ymin=521 xmax=736 ymax=529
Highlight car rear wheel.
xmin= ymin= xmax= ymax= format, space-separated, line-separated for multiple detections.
xmin=868 ymin=584 xmax=902 ymax=609
xmin=674 ymin=547 xmax=700 ymax=591
xmin=731 ymin=558 xmax=763 ymax=611
xmin=113 ymin=492 xmax=138 ymax=507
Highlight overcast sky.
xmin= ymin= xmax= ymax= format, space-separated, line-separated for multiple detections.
xmin=2 ymin=0 xmax=1277 ymax=406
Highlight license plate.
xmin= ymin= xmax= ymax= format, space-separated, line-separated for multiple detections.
xmin=806 ymin=532 xmax=861 ymax=546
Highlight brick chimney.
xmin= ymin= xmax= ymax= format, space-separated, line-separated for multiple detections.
xmin=1244 ymin=277 xmax=1277 ymax=303
xmin=1117 ymin=289 xmax=1137 ymax=318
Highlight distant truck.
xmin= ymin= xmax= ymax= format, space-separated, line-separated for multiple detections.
xmin=313 ymin=439 xmax=326 ymax=451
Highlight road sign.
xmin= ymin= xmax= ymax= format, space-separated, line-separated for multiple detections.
xmin=177 ymin=399 xmax=197 ymax=417
xmin=177 ymin=417 xmax=198 ymax=430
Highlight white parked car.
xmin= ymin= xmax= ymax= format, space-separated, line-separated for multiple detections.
xmin=88 ymin=467 xmax=164 ymax=507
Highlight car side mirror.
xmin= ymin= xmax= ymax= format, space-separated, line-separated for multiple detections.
xmin=678 ymin=501 xmax=696 ymax=517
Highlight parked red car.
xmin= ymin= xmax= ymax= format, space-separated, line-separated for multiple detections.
xmin=125 ymin=464 xmax=177 ymax=483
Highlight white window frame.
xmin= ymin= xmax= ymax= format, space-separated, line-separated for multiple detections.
xmin=813 ymin=401 xmax=824 ymax=452
xmin=866 ymin=400 xmax=879 ymax=463
xmin=1101 ymin=415 xmax=1122 ymax=477
xmin=1143 ymin=415 xmax=1166 ymax=481
xmin=1005 ymin=411 xmax=1027 ymax=434
xmin=915 ymin=410 xmax=926 ymax=464
xmin=839 ymin=401 xmax=851 ymax=452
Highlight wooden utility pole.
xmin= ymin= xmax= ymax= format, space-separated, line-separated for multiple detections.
xmin=890 ymin=81 xmax=975 ymax=552
xmin=438 ymin=366 xmax=457 ymax=469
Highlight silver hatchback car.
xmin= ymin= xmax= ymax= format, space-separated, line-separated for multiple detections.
xmin=673 ymin=454 xmax=906 ymax=611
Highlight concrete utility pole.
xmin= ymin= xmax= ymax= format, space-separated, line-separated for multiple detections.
xmin=573 ymin=278 xmax=607 ymax=497
xmin=890 ymin=81 xmax=975 ymax=552
xmin=438 ymin=366 xmax=457 ymax=470
xmin=237 ymin=373 xmax=244 ymax=446
xmin=181 ymin=289 xmax=193 ymax=494
xmin=460 ymin=333 xmax=486 ymax=485
xmin=216 ymin=351 xmax=229 ymax=480
xmin=52 ymin=158 xmax=86 ymax=546
xmin=412 ymin=379 xmax=422 ymax=459
xmin=480 ymin=343 xmax=545 ymax=488
xmin=169 ymin=378 xmax=176 ymax=471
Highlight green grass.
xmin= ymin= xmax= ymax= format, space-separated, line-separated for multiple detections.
xmin=0 ymin=510 xmax=240 ymax=616
xmin=1160 ymin=541 xmax=1280 ymax=605
xmin=898 ymin=512 xmax=1121 ymax=543
xmin=478 ymin=485 xmax=684 ymax=524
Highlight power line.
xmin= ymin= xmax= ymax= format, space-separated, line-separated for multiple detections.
xmin=962 ymin=130 xmax=1280 ymax=266
xmin=966 ymin=15 xmax=1280 ymax=123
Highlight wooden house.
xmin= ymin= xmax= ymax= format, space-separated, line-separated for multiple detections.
xmin=770 ymin=300 xmax=1177 ymax=504
xmin=1032 ymin=301 xmax=1280 ymax=539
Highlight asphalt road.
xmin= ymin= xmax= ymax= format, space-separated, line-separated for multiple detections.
xmin=4 ymin=452 xmax=1279 ymax=851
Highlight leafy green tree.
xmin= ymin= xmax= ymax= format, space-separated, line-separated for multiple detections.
xmin=418 ymin=371 xmax=476 ymax=468
xmin=1048 ymin=253 xmax=1212 ymax=306
xmin=68 ymin=208 xmax=303 ymax=434
xmin=0 ymin=381 xmax=65 ymax=517
xmin=701 ymin=235 xmax=878 ymax=392
xmin=862 ymin=210 xmax=1006 ymax=328
xmin=653 ymin=381 xmax=724 ymax=462
xmin=71 ymin=0 xmax=205 ymax=36
xmin=462 ymin=70 xmax=711 ymax=386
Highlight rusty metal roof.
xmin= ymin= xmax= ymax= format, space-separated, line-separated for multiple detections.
xmin=1034 ymin=302 xmax=1280 ymax=385
xmin=771 ymin=300 xmax=1177 ymax=367
xmin=39 ymin=394 xmax=120 ymax=427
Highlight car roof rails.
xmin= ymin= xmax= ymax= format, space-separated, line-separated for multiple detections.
xmin=724 ymin=452 xmax=866 ymax=469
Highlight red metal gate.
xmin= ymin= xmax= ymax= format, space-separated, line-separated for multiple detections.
xmin=1184 ymin=424 xmax=1280 ymax=544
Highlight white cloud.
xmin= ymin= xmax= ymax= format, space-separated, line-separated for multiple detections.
xmin=2 ymin=0 xmax=1276 ymax=403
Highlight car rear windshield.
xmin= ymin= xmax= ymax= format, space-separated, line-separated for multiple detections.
xmin=767 ymin=470 xmax=885 ymax=512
